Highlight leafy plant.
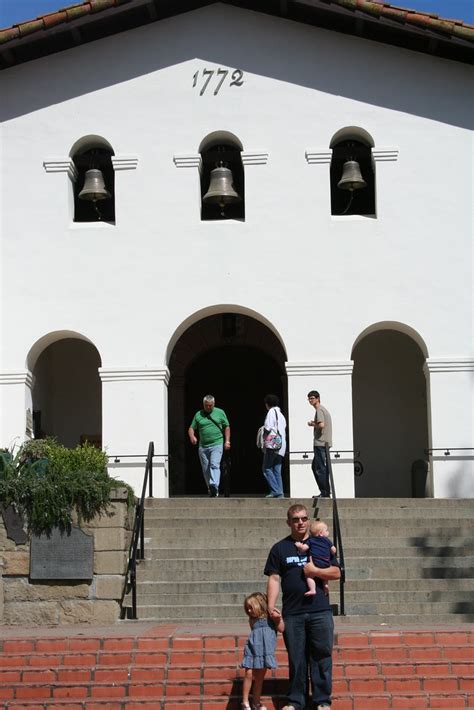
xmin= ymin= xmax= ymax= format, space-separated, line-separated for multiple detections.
xmin=0 ymin=438 xmax=134 ymax=536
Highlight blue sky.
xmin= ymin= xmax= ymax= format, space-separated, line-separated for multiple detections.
xmin=0 ymin=0 xmax=473 ymax=28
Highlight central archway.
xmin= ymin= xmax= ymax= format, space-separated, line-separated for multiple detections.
xmin=168 ymin=312 xmax=287 ymax=496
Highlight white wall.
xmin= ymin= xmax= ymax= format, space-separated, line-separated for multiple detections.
xmin=1 ymin=5 xmax=472 ymax=494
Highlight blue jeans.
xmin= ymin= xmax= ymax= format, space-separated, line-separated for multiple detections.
xmin=283 ymin=610 xmax=334 ymax=709
xmin=198 ymin=444 xmax=223 ymax=490
xmin=312 ymin=446 xmax=331 ymax=497
xmin=262 ymin=449 xmax=283 ymax=497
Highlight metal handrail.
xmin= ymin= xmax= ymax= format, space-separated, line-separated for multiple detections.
xmin=120 ymin=441 xmax=154 ymax=619
xmin=424 ymin=448 xmax=474 ymax=456
xmin=291 ymin=449 xmax=359 ymax=458
xmin=325 ymin=442 xmax=346 ymax=616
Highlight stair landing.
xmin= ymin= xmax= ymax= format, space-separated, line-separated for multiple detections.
xmin=0 ymin=621 xmax=472 ymax=709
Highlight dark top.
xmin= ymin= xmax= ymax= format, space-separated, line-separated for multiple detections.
xmin=306 ymin=536 xmax=334 ymax=568
xmin=264 ymin=535 xmax=339 ymax=616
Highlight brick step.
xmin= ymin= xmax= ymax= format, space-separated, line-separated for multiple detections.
xmin=0 ymin=677 xmax=474 ymax=707
xmin=0 ymin=691 xmax=470 ymax=709
xmin=0 ymin=630 xmax=472 ymax=709
xmin=1 ymin=661 xmax=472 ymax=683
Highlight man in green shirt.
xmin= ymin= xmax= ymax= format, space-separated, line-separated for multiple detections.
xmin=188 ymin=395 xmax=231 ymax=497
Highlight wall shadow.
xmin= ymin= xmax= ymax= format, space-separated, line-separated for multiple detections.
xmin=1 ymin=5 xmax=472 ymax=129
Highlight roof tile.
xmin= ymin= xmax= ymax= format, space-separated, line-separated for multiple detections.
xmin=42 ymin=11 xmax=69 ymax=29
xmin=90 ymin=0 xmax=117 ymax=13
xmin=0 ymin=0 xmax=472 ymax=50
xmin=64 ymin=4 xmax=92 ymax=21
xmin=18 ymin=19 xmax=44 ymax=37
xmin=0 ymin=26 xmax=20 ymax=44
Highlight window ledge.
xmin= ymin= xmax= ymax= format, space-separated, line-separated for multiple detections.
xmin=331 ymin=214 xmax=377 ymax=221
xmin=70 ymin=221 xmax=116 ymax=229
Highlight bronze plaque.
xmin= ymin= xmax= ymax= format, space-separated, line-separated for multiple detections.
xmin=30 ymin=526 xmax=93 ymax=580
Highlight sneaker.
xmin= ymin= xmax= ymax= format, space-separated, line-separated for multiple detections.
xmin=317 ymin=704 xmax=331 ymax=709
xmin=209 ymin=485 xmax=218 ymax=497
xmin=265 ymin=493 xmax=274 ymax=498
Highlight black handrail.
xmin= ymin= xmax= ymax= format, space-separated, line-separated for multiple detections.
xmin=325 ymin=442 xmax=346 ymax=616
xmin=120 ymin=441 xmax=154 ymax=619
xmin=424 ymin=448 xmax=474 ymax=456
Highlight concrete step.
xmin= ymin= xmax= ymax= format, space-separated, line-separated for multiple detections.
xmin=142 ymin=543 xmax=473 ymax=557
xmin=143 ymin=524 xmax=474 ymax=541
xmin=144 ymin=496 xmax=474 ymax=508
xmin=137 ymin=554 xmax=472 ymax=573
xmin=136 ymin=601 xmax=474 ymax=619
xmin=133 ymin=588 xmax=474 ymax=605
xmin=135 ymin=577 xmax=474 ymax=594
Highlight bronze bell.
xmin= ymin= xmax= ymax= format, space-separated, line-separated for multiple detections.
xmin=337 ymin=160 xmax=366 ymax=191
xmin=203 ymin=162 xmax=241 ymax=211
xmin=78 ymin=168 xmax=111 ymax=202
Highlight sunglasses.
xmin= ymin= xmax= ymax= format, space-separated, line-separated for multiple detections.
xmin=291 ymin=516 xmax=308 ymax=523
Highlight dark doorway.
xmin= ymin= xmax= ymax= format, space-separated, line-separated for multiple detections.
xmin=352 ymin=329 xmax=429 ymax=497
xmin=185 ymin=345 xmax=286 ymax=495
xmin=168 ymin=312 xmax=288 ymax=496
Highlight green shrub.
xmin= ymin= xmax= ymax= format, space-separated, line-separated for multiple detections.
xmin=0 ymin=438 xmax=134 ymax=536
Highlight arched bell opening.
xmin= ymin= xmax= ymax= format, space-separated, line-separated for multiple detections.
xmin=31 ymin=337 xmax=102 ymax=448
xmin=330 ymin=130 xmax=375 ymax=217
xmin=199 ymin=133 xmax=245 ymax=221
xmin=71 ymin=136 xmax=115 ymax=223
xmin=168 ymin=312 xmax=287 ymax=495
xmin=351 ymin=328 xmax=429 ymax=497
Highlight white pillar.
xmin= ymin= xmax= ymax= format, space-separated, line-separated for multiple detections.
xmin=424 ymin=358 xmax=474 ymax=498
xmin=285 ymin=361 xmax=355 ymax=499
xmin=100 ymin=367 xmax=170 ymax=497
xmin=0 ymin=371 xmax=34 ymax=450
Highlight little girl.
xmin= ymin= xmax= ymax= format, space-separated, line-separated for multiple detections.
xmin=241 ymin=591 xmax=284 ymax=710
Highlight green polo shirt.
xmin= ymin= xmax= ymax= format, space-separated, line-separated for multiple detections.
xmin=190 ymin=407 xmax=229 ymax=448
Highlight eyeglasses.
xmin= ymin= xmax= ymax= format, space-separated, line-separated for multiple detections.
xmin=291 ymin=516 xmax=308 ymax=523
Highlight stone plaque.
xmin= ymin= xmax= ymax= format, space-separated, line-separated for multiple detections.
xmin=30 ymin=526 xmax=93 ymax=580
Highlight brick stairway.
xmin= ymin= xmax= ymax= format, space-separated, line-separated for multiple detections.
xmin=0 ymin=626 xmax=472 ymax=709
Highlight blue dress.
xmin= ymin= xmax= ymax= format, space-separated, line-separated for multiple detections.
xmin=242 ymin=618 xmax=278 ymax=669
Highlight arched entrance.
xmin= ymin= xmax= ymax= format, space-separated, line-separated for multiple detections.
xmin=352 ymin=328 xmax=429 ymax=497
xmin=30 ymin=337 xmax=102 ymax=447
xmin=168 ymin=312 xmax=287 ymax=495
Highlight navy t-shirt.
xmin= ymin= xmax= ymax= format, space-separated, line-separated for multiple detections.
xmin=264 ymin=535 xmax=339 ymax=616
xmin=307 ymin=536 xmax=334 ymax=568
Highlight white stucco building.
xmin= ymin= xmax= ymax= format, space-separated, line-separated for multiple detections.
xmin=0 ymin=0 xmax=472 ymax=499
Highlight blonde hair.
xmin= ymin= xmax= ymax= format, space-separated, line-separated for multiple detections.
xmin=244 ymin=592 xmax=269 ymax=620
xmin=309 ymin=520 xmax=328 ymax=536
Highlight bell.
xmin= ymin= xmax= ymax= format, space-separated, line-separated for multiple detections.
xmin=337 ymin=160 xmax=366 ymax=191
xmin=78 ymin=168 xmax=111 ymax=202
xmin=203 ymin=162 xmax=241 ymax=209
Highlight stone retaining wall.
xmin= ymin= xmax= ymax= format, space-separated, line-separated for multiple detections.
xmin=0 ymin=488 xmax=134 ymax=625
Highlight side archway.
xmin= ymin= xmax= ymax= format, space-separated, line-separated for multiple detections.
xmin=27 ymin=331 xmax=102 ymax=448
xmin=351 ymin=325 xmax=429 ymax=497
xmin=167 ymin=309 xmax=287 ymax=496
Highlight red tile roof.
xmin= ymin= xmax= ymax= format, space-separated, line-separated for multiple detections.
xmin=0 ymin=0 xmax=472 ymax=54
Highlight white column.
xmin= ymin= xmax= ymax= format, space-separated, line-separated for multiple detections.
xmin=0 ymin=371 xmax=34 ymax=449
xmin=286 ymin=361 xmax=355 ymax=499
xmin=424 ymin=358 xmax=474 ymax=498
xmin=99 ymin=367 xmax=170 ymax=497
